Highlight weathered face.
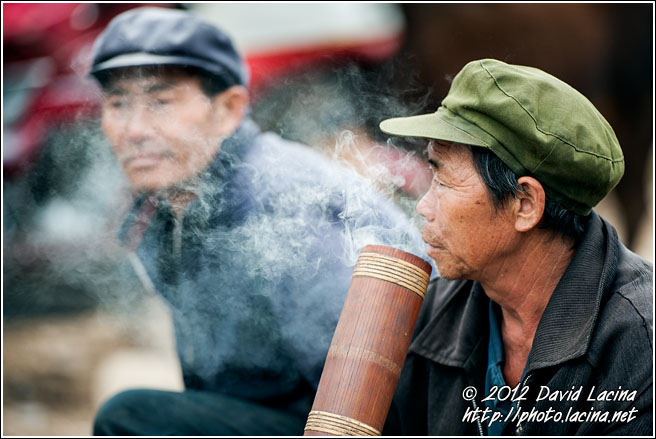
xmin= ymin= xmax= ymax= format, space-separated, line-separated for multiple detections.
xmin=416 ymin=141 xmax=517 ymax=281
xmin=101 ymin=70 xmax=226 ymax=193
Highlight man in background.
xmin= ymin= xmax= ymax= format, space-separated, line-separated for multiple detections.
xmin=89 ymin=7 xmax=425 ymax=435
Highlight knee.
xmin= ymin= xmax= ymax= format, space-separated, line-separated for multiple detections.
xmin=93 ymin=389 xmax=155 ymax=436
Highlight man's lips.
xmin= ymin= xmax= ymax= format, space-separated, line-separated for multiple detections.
xmin=426 ymin=242 xmax=446 ymax=252
xmin=122 ymin=152 xmax=172 ymax=169
xmin=422 ymin=231 xmax=447 ymax=255
xmin=422 ymin=230 xmax=443 ymax=249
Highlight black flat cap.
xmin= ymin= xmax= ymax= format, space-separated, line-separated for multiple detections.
xmin=89 ymin=7 xmax=248 ymax=87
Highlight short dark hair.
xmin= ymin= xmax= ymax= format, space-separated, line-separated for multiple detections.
xmin=95 ymin=65 xmax=231 ymax=98
xmin=192 ymin=67 xmax=232 ymax=97
xmin=469 ymin=146 xmax=588 ymax=246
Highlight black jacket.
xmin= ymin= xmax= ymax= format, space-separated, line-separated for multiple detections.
xmin=384 ymin=212 xmax=653 ymax=435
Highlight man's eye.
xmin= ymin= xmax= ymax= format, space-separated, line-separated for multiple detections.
xmin=109 ymin=100 xmax=125 ymax=109
xmin=432 ymin=176 xmax=447 ymax=188
xmin=148 ymin=98 xmax=172 ymax=110
xmin=149 ymin=99 xmax=166 ymax=107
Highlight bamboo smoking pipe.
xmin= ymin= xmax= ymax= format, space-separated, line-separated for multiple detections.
xmin=304 ymin=245 xmax=432 ymax=436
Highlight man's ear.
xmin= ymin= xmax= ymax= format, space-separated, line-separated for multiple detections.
xmin=211 ymin=85 xmax=249 ymax=137
xmin=513 ymin=176 xmax=546 ymax=232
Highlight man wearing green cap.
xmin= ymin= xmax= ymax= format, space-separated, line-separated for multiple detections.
xmin=379 ymin=59 xmax=652 ymax=435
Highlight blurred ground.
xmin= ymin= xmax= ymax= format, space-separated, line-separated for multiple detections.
xmin=3 ymin=295 xmax=183 ymax=436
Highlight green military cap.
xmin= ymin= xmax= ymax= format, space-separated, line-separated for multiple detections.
xmin=380 ymin=58 xmax=624 ymax=215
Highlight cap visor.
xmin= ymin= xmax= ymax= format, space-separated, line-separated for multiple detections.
xmin=90 ymin=53 xmax=225 ymax=79
xmin=379 ymin=112 xmax=490 ymax=148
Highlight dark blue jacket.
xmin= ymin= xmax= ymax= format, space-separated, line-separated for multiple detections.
xmin=119 ymin=119 xmax=429 ymax=412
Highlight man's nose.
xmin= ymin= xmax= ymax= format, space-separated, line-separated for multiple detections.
xmin=416 ymin=191 xmax=435 ymax=222
xmin=125 ymin=105 xmax=153 ymax=145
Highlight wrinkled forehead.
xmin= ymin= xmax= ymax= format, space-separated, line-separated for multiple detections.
xmin=427 ymin=139 xmax=474 ymax=162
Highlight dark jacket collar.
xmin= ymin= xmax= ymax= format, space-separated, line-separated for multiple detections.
xmin=526 ymin=211 xmax=619 ymax=371
xmin=201 ymin=117 xmax=260 ymax=187
xmin=410 ymin=278 xmax=488 ymax=377
xmin=183 ymin=117 xmax=260 ymax=227
xmin=409 ymin=211 xmax=620 ymax=374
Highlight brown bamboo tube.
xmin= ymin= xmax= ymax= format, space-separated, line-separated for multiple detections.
xmin=304 ymin=245 xmax=432 ymax=436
